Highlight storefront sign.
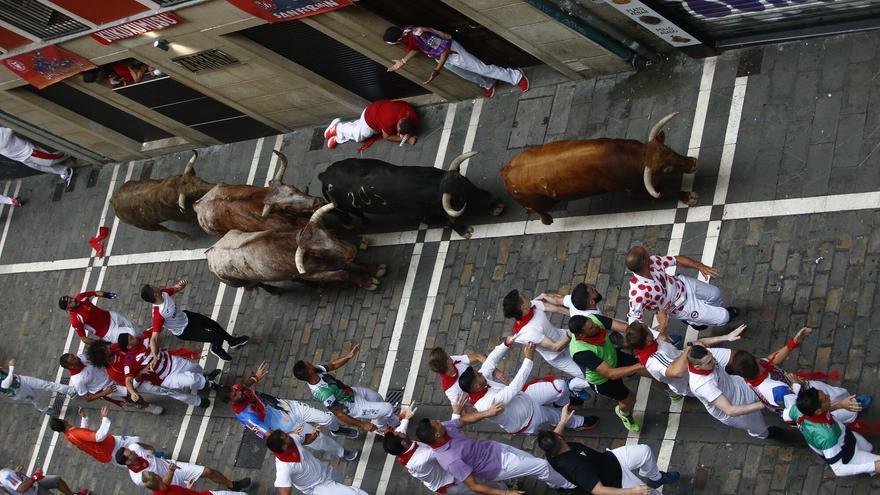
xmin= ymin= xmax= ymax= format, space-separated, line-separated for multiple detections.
xmin=604 ymin=0 xmax=702 ymax=47
xmin=2 ymin=45 xmax=95 ymax=89
xmin=226 ymin=0 xmax=352 ymax=23
xmin=90 ymin=12 xmax=185 ymax=45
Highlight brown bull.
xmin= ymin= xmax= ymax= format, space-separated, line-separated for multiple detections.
xmin=500 ymin=112 xmax=698 ymax=225
xmin=205 ymin=204 xmax=385 ymax=293
xmin=110 ymin=151 xmax=214 ymax=238
xmin=194 ymin=151 xmax=324 ymax=236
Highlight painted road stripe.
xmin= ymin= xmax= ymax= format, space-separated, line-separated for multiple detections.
xmin=0 ymin=179 xmax=21 ymax=260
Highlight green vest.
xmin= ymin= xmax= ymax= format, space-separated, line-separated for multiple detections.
xmin=568 ymin=315 xmax=616 ymax=385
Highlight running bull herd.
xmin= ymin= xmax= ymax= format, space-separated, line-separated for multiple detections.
xmin=110 ymin=113 xmax=694 ymax=292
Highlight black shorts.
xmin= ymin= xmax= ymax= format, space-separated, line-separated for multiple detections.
xmin=589 ymin=349 xmax=637 ymax=401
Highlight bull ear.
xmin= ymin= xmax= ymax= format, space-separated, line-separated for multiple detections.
xmin=654 ymin=130 xmax=666 ymax=144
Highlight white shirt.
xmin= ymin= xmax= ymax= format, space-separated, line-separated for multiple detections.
xmin=472 ymin=343 xmax=535 ymax=433
xmin=273 ymin=435 xmax=338 ymax=491
xmin=689 ymin=348 xmax=759 ymax=422
xmin=153 ymin=291 xmax=188 ymax=336
xmin=441 ymin=355 xmax=471 ymax=404
xmin=562 ymin=295 xmax=603 ymax=318
xmin=70 ymin=354 xmax=115 ymax=396
xmin=511 ymin=300 xmax=566 ymax=362
xmin=0 ymin=127 xmax=34 ymax=163
xmin=643 ymin=329 xmax=690 ymax=396
xmin=0 ymin=468 xmax=37 ymax=495
xmin=395 ymin=419 xmax=456 ymax=491
xmin=627 ymin=255 xmax=688 ymax=323
xmin=126 ymin=444 xmax=167 ymax=486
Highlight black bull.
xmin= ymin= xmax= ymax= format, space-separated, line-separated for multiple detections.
xmin=317 ymin=151 xmax=504 ymax=238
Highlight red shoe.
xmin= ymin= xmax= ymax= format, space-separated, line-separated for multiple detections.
xmin=10 ymin=197 xmax=21 ymax=207
xmin=484 ymin=85 xmax=495 ymax=98
xmin=517 ymin=69 xmax=529 ymax=93
xmin=327 ymin=136 xmax=338 ymax=149
xmin=324 ymin=118 xmax=340 ymax=139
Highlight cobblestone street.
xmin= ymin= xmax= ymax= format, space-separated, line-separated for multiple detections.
xmin=0 ymin=30 xmax=878 ymax=495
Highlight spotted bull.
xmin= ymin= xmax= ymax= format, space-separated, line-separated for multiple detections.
xmin=500 ymin=112 xmax=698 ymax=225
xmin=194 ymin=151 xmax=324 ymax=236
xmin=110 ymin=151 xmax=214 ymax=239
xmin=318 ymin=151 xmax=504 ymax=238
xmin=205 ymin=204 xmax=385 ymax=292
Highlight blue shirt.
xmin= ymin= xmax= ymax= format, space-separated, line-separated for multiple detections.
xmin=235 ymin=392 xmax=301 ymax=439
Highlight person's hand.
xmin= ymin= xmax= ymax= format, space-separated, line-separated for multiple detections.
xmin=560 ymin=404 xmax=575 ymax=425
xmin=656 ymin=310 xmax=669 ymax=333
xmin=13 ymin=465 xmax=23 ymax=475
xmin=184 ymin=479 xmax=196 ymax=489
xmin=406 ymin=135 xmax=418 ymax=145
xmin=503 ymin=335 xmax=514 ymax=347
xmin=347 ymin=343 xmax=361 ymax=359
xmin=293 ymin=424 xmax=305 ymax=437
xmin=698 ymin=263 xmax=720 ymax=278
xmin=626 ymin=486 xmax=653 ymax=495
xmin=174 ymin=279 xmax=188 ymax=291
xmin=130 ymin=391 xmax=140 ymax=403
xmin=470 ymin=353 xmax=487 ymax=364
xmin=536 ymin=293 xmax=550 ymax=302
xmin=523 ymin=342 xmax=536 ymax=360
xmin=412 ymin=27 xmax=424 ymax=36
xmin=78 ymin=407 xmax=87 ymax=418
xmin=726 ymin=324 xmax=747 ymax=342
xmin=7 ymin=358 xmax=14 ymax=367
xmin=401 ymin=402 xmax=418 ymax=420
xmin=486 ymin=400 xmax=504 ymax=417
xmin=388 ymin=59 xmax=406 ymax=72
xmin=168 ymin=463 xmax=178 ymax=472
xmin=491 ymin=369 xmax=509 ymax=385
xmin=785 ymin=372 xmax=804 ymax=386
xmin=148 ymin=356 xmax=158 ymax=372
xmin=254 ymin=361 xmax=269 ymax=381
xmin=312 ymin=426 xmax=322 ymax=437
xmin=362 ymin=422 xmax=378 ymax=432
xmin=423 ymin=69 xmax=440 ymax=85
xmin=452 ymin=395 xmax=467 ymax=415
xmin=834 ymin=395 xmax=862 ymax=412
xmin=100 ymin=406 xmax=109 ymax=418
xmin=102 ymin=384 xmax=117 ymax=395
xmin=794 ymin=326 xmax=813 ymax=344
xmin=103 ymin=291 xmax=117 ymax=299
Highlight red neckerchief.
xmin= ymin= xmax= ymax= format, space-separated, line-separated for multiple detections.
xmin=67 ymin=364 xmax=84 ymax=376
xmin=396 ymin=443 xmax=418 ymax=466
xmin=744 ymin=360 xmax=775 ymax=387
xmin=575 ymin=327 xmax=606 ymax=346
xmin=429 ymin=435 xmax=450 ymax=449
xmin=633 ymin=341 xmax=659 ymax=366
xmin=128 ymin=456 xmax=150 ymax=473
xmin=513 ymin=307 xmax=535 ymax=334
xmin=797 ymin=412 xmax=835 ymax=425
xmin=272 ymin=442 xmax=301 ymax=463
xmin=687 ymin=363 xmax=712 ymax=376
xmin=467 ymin=386 xmax=489 ymax=405
xmin=229 ymin=384 xmax=266 ymax=421
xmin=439 ymin=361 xmax=460 ymax=391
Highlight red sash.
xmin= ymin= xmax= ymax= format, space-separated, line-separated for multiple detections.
xmin=633 ymin=341 xmax=659 ymax=366
xmin=687 ymin=363 xmax=712 ymax=376
xmin=513 ymin=307 xmax=535 ymax=334
xmin=396 ymin=444 xmax=418 ymax=466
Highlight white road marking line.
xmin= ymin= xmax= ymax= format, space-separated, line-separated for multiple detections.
xmin=682 ymin=57 xmax=717 ymax=195
xmin=714 ymin=77 xmax=748 ymax=206
xmin=0 ymin=179 xmax=21 ymax=260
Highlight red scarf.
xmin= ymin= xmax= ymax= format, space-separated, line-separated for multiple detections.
xmin=467 ymin=386 xmax=489 ymax=405
xmin=439 ymin=361 xmax=460 ymax=391
xmin=575 ymin=327 xmax=606 ymax=346
xmin=633 ymin=341 xmax=659 ymax=366
xmin=396 ymin=443 xmax=418 ymax=466
xmin=513 ymin=307 xmax=535 ymax=334
xmin=272 ymin=443 xmax=301 ymax=463
xmin=744 ymin=360 xmax=775 ymax=387
xmin=687 ymin=363 xmax=712 ymax=376
xmin=67 ymin=365 xmax=84 ymax=376
xmin=796 ymin=412 xmax=835 ymax=425
xmin=229 ymin=384 xmax=266 ymax=421
xmin=795 ymin=369 xmax=841 ymax=381
xmin=429 ymin=435 xmax=450 ymax=449
xmin=128 ymin=456 xmax=150 ymax=473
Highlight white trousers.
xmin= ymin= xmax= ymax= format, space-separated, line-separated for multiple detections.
xmin=496 ymin=443 xmax=575 ymax=489
xmin=522 ymin=379 xmax=584 ymax=434
xmin=0 ymin=195 xmax=14 ymax=205
xmin=717 ymin=409 xmax=769 ymax=438
xmin=22 ymin=146 xmax=68 ymax=175
xmin=808 ymin=380 xmax=858 ymax=424
xmin=444 ymin=480 xmax=506 ymax=495
xmin=208 ymin=492 xmax=246 ymax=495
xmin=350 ymin=386 xmax=399 ymax=430
xmin=544 ymin=352 xmax=590 ymax=392
xmin=334 ymin=110 xmax=377 ymax=144
xmin=138 ymin=380 xmax=201 ymax=407
xmin=14 ymin=376 xmax=73 ymax=412
xmin=162 ymin=358 xmax=207 ymax=392
xmin=611 ymin=444 xmax=662 ymax=487
xmin=829 ymin=431 xmax=880 ymax=477
xmin=305 ymin=471 xmax=369 ymax=495
xmin=99 ymin=312 xmax=143 ymax=344
xmin=291 ymin=401 xmax=345 ymax=458
xmin=444 ymin=41 xmax=521 ymax=90
xmin=672 ymin=275 xmax=729 ymax=327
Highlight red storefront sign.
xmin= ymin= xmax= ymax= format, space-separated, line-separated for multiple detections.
xmin=2 ymin=45 xmax=95 ymax=89
xmin=90 ymin=12 xmax=186 ymax=45
xmin=226 ymin=0 xmax=352 ymax=23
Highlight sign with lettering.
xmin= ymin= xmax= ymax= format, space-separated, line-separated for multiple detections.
xmin=604 ymin=0 xmax=702 ymax=47
xmin=226 ymin=0 xmax=353 ymax=23
xmin=2 ymin=45 xmax=95 ymax=89
xmin=91 ymin=12 xmax=185 ymax=45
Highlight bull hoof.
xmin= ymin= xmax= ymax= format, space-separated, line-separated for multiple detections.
xmin=491 ymin=203 xmax=505 ymax=216
xmin=359 ymin=238 xmax=369 ymax=250
xmin=680 ymin=191 xmax=699 ymax=207
xmin=374 ymin=264 xmax=387 ymax=278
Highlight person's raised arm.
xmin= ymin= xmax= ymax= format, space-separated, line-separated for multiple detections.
xmin=554 ymin=404 xmax=575 ymax=434
xmin=481 ymin=341 xmax=510 ymax=378
xmin=125 ymin=376 xmax=140 ymax=403
xmin=94 ymin=407 xmax=111 ymax=442
xmin=78 ymin=407 xmax=89 ymax=429
xmin=595 ymin=361 xmax=643 ymax=381
xmin=768 ymin=327 xmax=812 ymax=366
xmin=245 ymin=361 xmax=269 ymax=387
xmin=424 ymin=50 xmax=451 ymax=85
xmin=710 ymin=394 xmax=765 ymax=417
xmin=674 ymin=255 xmax=719 ymax=279
xmin=493 ymin=343 xmax=536 ymax=405
xmin=465 ymin=351 xmax=486 ymax=364
xmin=2 ymin=359 xmax=16 ymax=389
xmin=324 ymin=343 xmax=361 ymax=372
xmin=538 ymin=332 xmax=571 ymax=353
xmin=330 ymin=403 xmax=377 ymax=432
xmin=694 ymin=324 xmax=747 ymax=347
xmin=163 ymin=463 xmax=177 ymax=486
xmin=665 ymin=346 xmax=690 ymax=379
xmin=463 ymin=475 xmax=523 ymax=495
xmin=830 ymin=395 xmax=863 ymax=413
xmin=452 ymin=395 xmax=504 ymax=426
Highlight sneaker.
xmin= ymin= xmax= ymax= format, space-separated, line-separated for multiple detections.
xmin=204 ymin=369 xmax=222 ymax=382
xmin=330 ymin=426 xmax=359 ymax=439
xmin=342 ymin=448 xmax=360 ymax=461
xmin=516 ymin=69 xmax=529 ymax=93
xmin=327 ymin=136 xmax=338 ymax=149
xmin=690 ymin=323 xmax=708 ymax=331
xmin=856 ymin=394 xmax=873 ymax=411
xmin=228 ymin=335 xmax=250 ymax=349
xmin=10 ymin=197 xmax=21 ymax=207
xmin=765 ymin=426 xmax=785 ymax=441
xmin=668 ymin=393 xmax=684 ymax=402
xmin=210 ymin=346 xmax=232 ymax=362
xmin=231 ymin=478 xmax=251 ymax=491
xmin=669 ymin=334 xmax=683 ymax=347
xmin=646 ymin=470 xmax=680 ymax=489
xmin=615 ymin=405 xmax=641 ymax=432
xmin=155 ymin=450 xmax=168 ymax=459
xmin=197 ymin=397 xmax=211 ymax=409
xmin=726 ymin=307 xmax=739 ymax=320
xmin=324 ymin=118 xmax=341 ymax=139
xmin=575 ymin=415 xmax=600 ymax=430
xmin=571 ymin=389 xmax=592 ymax=402
xmin=146 ymin=404 xmax=164 ymax=415
xmin=62 ymin=167 xmax=73 ymax=190
xmin=483 ymin=85 xmax=495 ymax=98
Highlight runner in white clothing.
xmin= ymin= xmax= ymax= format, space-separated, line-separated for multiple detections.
xmin=428 ymin=348 xmax=488 ymax=404
xmin=0 ymin=359 xmax=74 ymax=414
xmin=685 ymin=343 xmax=783 ymax=440
xmin=625 ymin=245 xmax=738 ymax=329
xmin=501 ymin=289 xmax=591 ymax=400
xmin=0 ymin=465 xmax=89 ymax=495
xmin=267 ymin=430 xmax=368 ymax=495
xmin=116 ymin=443 xmax=250 ymax=491
xmin=0 ymin=126 xmax=73 ymax=187
xmin=59 ymin=353 xmax=163 ymax=414
xmin=457 ymin=341 xmax=598 ymax=435
xmin=141 ymin=471 xmax=245 ymax=495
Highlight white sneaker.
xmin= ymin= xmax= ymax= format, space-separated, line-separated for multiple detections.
xmin=146 ymin=404 xmax=164 ymax=415
xmin=324 ymin=118 xmax=341 ymax=139
xmin=61 ymin=167 xmax=73 ymax=189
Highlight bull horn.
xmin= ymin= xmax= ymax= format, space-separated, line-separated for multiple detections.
xmin=643 ymin=167 xmax=661 ymax=199
xmin=309 ymin=203 xmax=336 ymax=225
xmin=647 ymin=112 xmax=678 ymax=142
xmin=177 ymin=193 xmax=187 ymax=212
xmin=261 ymin=203 xmax=272 ymax=218
xmin=447 ymin=150 xmax=479 ymax=172
xmin=295 ymin=246 xmax=306 ymax=274
xmin=442 ymin=192 xmax=466 ymax=218
xmin=183 ymin=150 xmax=198 ymax=175
xmin=272 ymin=150 xmax=288 ymax=183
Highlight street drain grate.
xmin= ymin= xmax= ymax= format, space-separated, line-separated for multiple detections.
xmin=386 ymin=389 xmax=403 ymax=415
xmin=234 ymin=429 xmax=267 ymax=469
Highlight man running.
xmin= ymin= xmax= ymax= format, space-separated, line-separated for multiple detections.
xmin=538 ymin=405 xmax=679 ymax=494
xmin=293 ymin=342 xmax=400 ymax=435
xmin=457 ymin=341 xmax=598 ymax=436
xmin=116 ymin=443 xmax=250 ymax=491
xmin=323 ymin=99 xmax=419 ymax=151
xmin=49 ymin=407 xmax=140 ymax=466
xmin=141 ymin=471 xmax=245 ymax=495
xmin=0 ymin=126 xmax=73 ymax=188
xmin=501 ymin=289 xmax=591 ymax=400
xmin=59 ymin=290 xmax=142 ymax=345
xmin=141 ymin=279 xmax=249 ymax=362
xmin=537 ymin=282 xmax=605 ymax=319
xmin=625 ymin=245 xmax=737 ymax=330
xmin=0 ymin=465 xmax=88 ymax=495
xmin=267 ymin=429 xmax=368 ymax=495
xmin=427 ymin=347 xmax=486 ymax=404
xmin=230 ymin=361 xmax=360 ymax=461
xmin=1 ymin=358 xmax=74 ymax=415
